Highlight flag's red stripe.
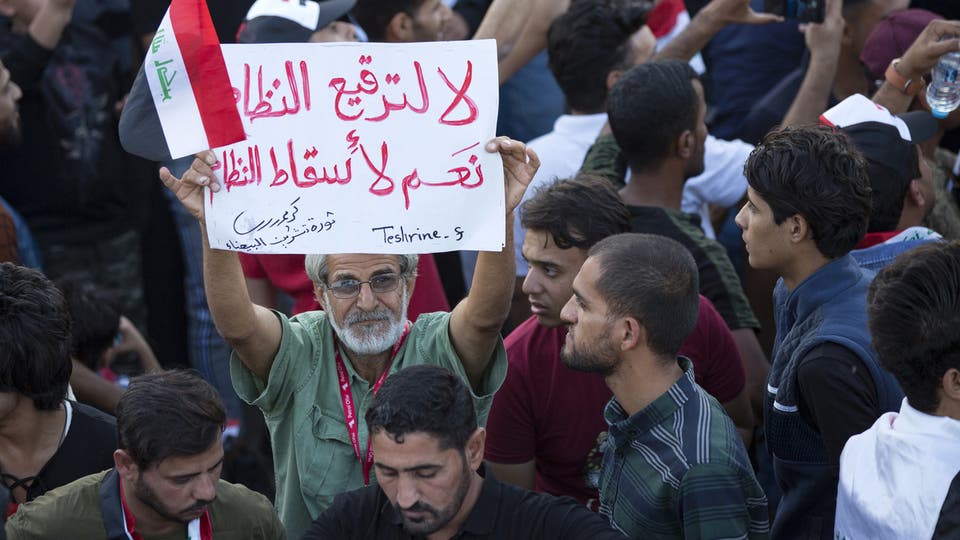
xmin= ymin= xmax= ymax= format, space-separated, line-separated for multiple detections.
xmin=169 ymin=0 xmax=244 ymax=149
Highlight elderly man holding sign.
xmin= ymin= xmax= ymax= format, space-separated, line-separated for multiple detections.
xmin=159 ymin=135 xmax=537 ymax=538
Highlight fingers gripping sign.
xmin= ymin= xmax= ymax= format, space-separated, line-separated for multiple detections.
xmin=158 ymin=150 xmax=221 ymax=222
xmin=485 ymin=136 xmax=540 ymax=216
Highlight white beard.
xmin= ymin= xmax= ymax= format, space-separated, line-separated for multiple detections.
xmin=325 ymin=283 xmax=409 ymax=355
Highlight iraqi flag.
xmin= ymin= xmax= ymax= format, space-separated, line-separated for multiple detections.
xmin=119 ymin=0 xmax=245 ymax=161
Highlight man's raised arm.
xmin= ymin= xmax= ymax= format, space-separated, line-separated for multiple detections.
xmin=449 ymin=137 xmax=539 ymax=389
xmin=159 ymin=152 xmax=282 ymax=382
xmin=473 ymin=0 xmax=571 ymax=84
xmin=654 ymin=0 xmax=781 ymax=63
xmin=872 ymin=19 xmax=960 ymax=114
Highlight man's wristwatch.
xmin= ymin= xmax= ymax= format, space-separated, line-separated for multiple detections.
xmin=885 ymin=58 xmax=925 ymax=96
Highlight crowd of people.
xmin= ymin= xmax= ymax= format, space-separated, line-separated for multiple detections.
xmin=2 ymin=0 xmax=960 ymax=538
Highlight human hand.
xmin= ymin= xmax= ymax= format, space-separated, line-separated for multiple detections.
xmin=485 ymin=136 xmax=540 ymax=215
xmin=113 ymin=316 xmax=145 ymax=355
xmin=158 ymin=150 xmax=220 ymax=222
xmin=898 ymin=20 xmax=960 ymax=80
xmin=700 ymin=0 xmax=783 ymax=27
xmin=800 ymin=0 xmax=843 ymax=63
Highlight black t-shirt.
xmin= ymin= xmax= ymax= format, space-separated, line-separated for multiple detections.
xmin=796 ymin=342 xmax=879 ymax=472
xmin=303 ymin=467 xmax=626 ymax=539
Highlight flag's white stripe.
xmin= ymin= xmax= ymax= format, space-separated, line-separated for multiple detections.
xmin=144 ymin=10 xmax=210 ymax=159
xmin=187 ymin=517 xmax=200 ymax=540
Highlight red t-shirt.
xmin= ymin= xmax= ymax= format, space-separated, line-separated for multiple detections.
xmin=238 ymin=253 xmax=450 ymax=318
xmin=484 ymin=295 xmax=745 ymax=506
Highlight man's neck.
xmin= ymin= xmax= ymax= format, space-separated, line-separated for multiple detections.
xmin=919 ymin=129 xmax=945 ymax=161
xmin=934 ymin=398 xmax=960 ymax=421
xmin=780 ymin=248 xmax=832 ymax=292
xmin=620 ymin=168 xmax=685 ymax=211
xmin=340 ymin=345 xmax=392 ymax=385
xmin=119 ymin=478 xmax=179 ymax=536
xmin=568 ymin=107 xmax=603 ymax=117
xmin=426 ymin=472 xmax=484 ymax=540
xmin=895 ymin=210 xmax=923 ymax=232
xmin=605 ymin=355 xmax=684 ymax=417
xmin=0 ymin=399 xmax=65 ymax=460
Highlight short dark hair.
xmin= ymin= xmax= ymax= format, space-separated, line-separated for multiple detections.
xmin=868 ymin=241 xmax=960 ymax=414
xmin=863 ymin=158 xmax=912 ymax=233
xmin=117 ymin=370 xmax=226 ymax=469
xmin=365 ymin=365 xmax=476 ymax=451
xmin=589 ymin=233 xmax=700 ymax=359
xmin=0 ymin=263 xmax=72 ymax=410
xmin=607 ymin=60 xmax=700 ymax=172
xmin=521 ymin=174 xmax=631 ymax=250
xmin=56 ymin=277 xmax=123 ymax=371
xmin=546 ymin=0 xmax=650 ymax=113
xmin=351 ymin=0 xmax=423 ymax=41
xmin=744 ymin=125 xmax=872 ymax=258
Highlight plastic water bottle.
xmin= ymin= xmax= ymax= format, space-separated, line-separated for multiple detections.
xmin=926 ymin=51 xmax=960 ymax=119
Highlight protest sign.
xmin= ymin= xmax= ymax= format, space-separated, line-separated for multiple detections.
xmin=201 ymin=40 xmax=503 ymax=254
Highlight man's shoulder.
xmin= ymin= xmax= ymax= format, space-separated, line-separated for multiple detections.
xmin=687 ymin=388 xmax=753 ymax=467
xmin=628 ymin=205 xmax=701 ymax=238
xmin=504 ymin=318 xmax=562 ymax=363
xmin=209 ymin=480 xmax=283 ymax=532
xmin=213 ymin=478 xmax=276 ymax=509
xmin=6 ymin=471 xmax=108 ymax=537
xmin=304 ymin=483 xmax=390 ymax=538
xmin=408 ymin=311 xmax=452 ymax=340
xmin=289 ymin=308 xmax=330 ymax=326
xmin=71 ymin=400 xmax=117 ymax=429
xmin=624 ymin=382 xmax=746 ymax=468
xmin=472 ymin=475 xmax=622 ymax=538
xmin=282 ymin=308 xmax=333 ymax=348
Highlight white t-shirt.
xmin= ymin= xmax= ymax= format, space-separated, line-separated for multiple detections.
xmin=512 ymin=114 xmax=752 ymax=276
xmin=835 ymin=398 xmax=960 ymax=539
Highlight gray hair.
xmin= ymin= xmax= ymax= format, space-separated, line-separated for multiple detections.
xmin=304 ymin=254 xmax=419 ymax=285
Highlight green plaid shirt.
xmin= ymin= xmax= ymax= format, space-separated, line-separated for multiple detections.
xmin=599 ymin=358 xmax=769 ymax=539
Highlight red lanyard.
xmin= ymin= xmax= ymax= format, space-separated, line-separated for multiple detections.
xmin=334 ymin=322 xmax=410 ymax=485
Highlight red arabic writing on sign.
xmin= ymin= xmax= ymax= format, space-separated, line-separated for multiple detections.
xmin=212 ymin=131 xmax=483 ymax=210
xmin=328 ymin=55 xmax=477 ymax=126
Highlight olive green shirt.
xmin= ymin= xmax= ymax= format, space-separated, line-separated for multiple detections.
xmin=924 ymin=150 xmax=960 ymax=240
xmin=5 ymin=470 xmax=284 ymax=540
xmin=231 ymin=311 xmax=507 ymax=540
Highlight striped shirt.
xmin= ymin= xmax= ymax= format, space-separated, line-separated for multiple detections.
xmin=599 ymin=358 xmax=769 ymax=539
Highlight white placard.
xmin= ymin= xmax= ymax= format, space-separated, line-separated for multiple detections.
xmin=203 ymin=40 xmax=503 ymax=254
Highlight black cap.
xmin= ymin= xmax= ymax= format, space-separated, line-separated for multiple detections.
xmin=237 ymin=0 xmax=356 ymax=44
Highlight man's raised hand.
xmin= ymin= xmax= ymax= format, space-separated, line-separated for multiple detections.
xmin=158 ymin=150 xmax=220 ymax=222
xmin=486 ymin=136 xmax=540 ymax=215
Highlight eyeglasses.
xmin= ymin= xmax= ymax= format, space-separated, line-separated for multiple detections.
xmin=324 ymin=273 xmax=402 ymax=299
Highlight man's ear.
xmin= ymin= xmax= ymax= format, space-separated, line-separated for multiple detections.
xmin=314 ymin=284 xmax=327 ymax=311
xmin=788 ymin=214 xmax=811 ymax=243
xmin=677 ymin=130 xmax=694 ymax=160
xmin=404 ymin=274 xmax=417 ymax=303
xmin=385 ymin=11 xmax=413 ymax=42
xmin=114 ymin=449 xmax=139 ymax=482
xmin=619 ymin=317 xmax=643 ymax=352
xmin=606 ymin=70 xmax=624 ymax=92
xmin=466 ymin=428 xmax=485 ymax=471
xmin=906 ymin=178 xmax=926 ymax=209
xmin=942 ymin=368 xmax=960 ymax=405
